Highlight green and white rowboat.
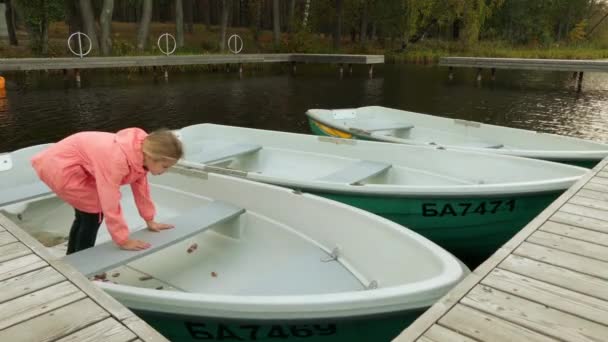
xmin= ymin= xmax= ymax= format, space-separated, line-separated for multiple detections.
xmin=178 ymin=123 xmax=588 ymax=265
xmin=0 ymin=143 xmax=468 ymax=342
xmin=306 ymin=106 xmax=608 ymax=168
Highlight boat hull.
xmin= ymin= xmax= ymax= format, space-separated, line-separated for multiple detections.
xmin=306 ymin=189 xmax=560 ymax=267
xmin=308 ymin=117 xmax=599 ymax=168
xmin=133 ymin=308 xmax=425 ymax=342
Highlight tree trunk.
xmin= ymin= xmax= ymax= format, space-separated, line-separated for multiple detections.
xmin=176 ymin=0 xmax=184 ymax=47
xmin=136 ymin=0 xmax=153 ymax=51
xmin=40 ymin=5 xmax=49 ymax=55
xmin=252 ymin=0 xmax=262 ymax=47
xmin=100 ymin=0 xmax=114 ymax=55
xmin=302 ymin=0 xmax=311 ymax=29
xmin=287 ymin=0 xmax=295 ymax=33
xmin=184 ymin=0 xmax=193 ymax=33
xmin=360 ymin=0 xmax=368 ymax=44
xmin=272 ymin=0 xmax=280 ymax=45
xmin=79 ymin=0 xmax=100 ymax=51
xmin=333 ymin=0 xmax=343 ymax=49
xmin=219 ymin=0 xmax=231 ymax=52
xmin=204 ymin=0 xmax=211 ymax=29
xmin=5 ymin=0 xmax=18 ymax=46
xmin=66 ymin=0 xmax=82 ymax=35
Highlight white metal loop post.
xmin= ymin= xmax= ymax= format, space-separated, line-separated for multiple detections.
xmin=228 ymin=34 xmax=243 ymax=54
xmin=67 ymin=32 xmax=92 ymax=58
xmin=158 ymin=33 xmax=177 ymax=56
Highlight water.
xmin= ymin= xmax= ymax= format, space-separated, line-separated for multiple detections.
xmin=1 ymin=63 xmax=608 ymax=152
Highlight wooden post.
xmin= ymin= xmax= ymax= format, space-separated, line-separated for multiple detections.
xmin=348 ymin=64 xmax=353 ymax=75
xmin=339 ymin=63 xmax=344 ymax=79
xmin=62 ymin=69 xmax=68 ymax=81
xmin=75 ymin=69 xmax=81 ymax=87
xmin=164 ymin=68 xmax=168 ymax=81
xmin=476 ymin=68 xmax=482 ymax=82
xmin=368 ymin=64 xmax=374 ymax=78
xmin=577 ymin=72 xmax=584 ymax=92
xmin=239 ymin=63 xmax=243 ymax=76
xmin=572 ymin=71 xmax=578 ymax=79
xmin=291 ymin=61 xmax=297 ymax=75
xmin=448 ymin=66 xmax=454 ymax=80
xmin=491 ymin=68 xmax=496 ymax=81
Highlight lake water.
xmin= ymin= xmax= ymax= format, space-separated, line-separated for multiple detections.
xmin=1 ymin=63 xmax=608 ymax=152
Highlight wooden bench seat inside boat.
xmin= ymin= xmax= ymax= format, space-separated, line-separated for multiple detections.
xmin=0 ymin=182 xmax=52 ymax=207
xmin=318 ymin=160 xmax=392 ymax=185
xmin=195 ymin=143 xmax=262 ymax=164
xmin=63 ymin=200 xmax=245 ymax=276
xmin=349 ymin=121 xmax=414 ymax=133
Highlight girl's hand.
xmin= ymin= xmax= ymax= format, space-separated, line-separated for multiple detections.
xmin=120 ymin=239 xmax=151 ymax=251
xmin=146 ymin=220 xmax=175 ymax=232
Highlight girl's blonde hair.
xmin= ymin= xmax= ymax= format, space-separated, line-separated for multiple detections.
xmin=143 ymin=129 xmax=184 ymax=161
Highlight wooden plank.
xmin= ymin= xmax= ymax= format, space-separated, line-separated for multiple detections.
xmin=550 ymin=211 xmax=608 ymax=234
xmin=578 ymin=188 xmax=608 ymax=202
xmin=560 ymin=203 xmax=608 ymax=222
xmin=0 ymin=266 xmax=65 ymax=304
xmin=514 ymin=242 xmax=608 ymax=281
xmin=439 ymin=304 xmax=556 ymax=342
xmin=63 ymin=201 xmax=245 ymax=276
xmin=590 ymin=176 xmax=608 ymax=186
xmin=0 ymin=254 xmax=47 ymax=282
xmin=569 ymin=195 xmax=608 ymax=211
xmin=0 ymin=242 xmax=31 ymax=263
xmin=0 ymin=298 xmax=109 ymax=342
xmin=500 ymin=255 xmax=608 ymax=301
xmin=0 ymin=281 xmax=85 ymax=330
xmin=55 ymin=317 xmax=136 ymax=342
xmin=0 ymin=214 xmax=136 ymax=322
xmin=462 ymin=285 xmax=608 ymax=341
xmin=423 ymin=324 xmax=478 ymax=342
xmin=121 ymin=315 xmax=170 ymax=342
xmin=597 ymin=171 xmax=608 ymax=179
xmin=417 ymin=337 xmax=436 ymax=342
xmin=0 ymin=231 xmax=17 ymax=246
xmin=482 ymin=268 xmax=608 ymax=326
xmin=527 ymin=231 xmax=608 ymax=262
xmin=584 ymin=182 xmax=608 ymax=193
xmin=540 ymin=221 xmax=608 ymax=247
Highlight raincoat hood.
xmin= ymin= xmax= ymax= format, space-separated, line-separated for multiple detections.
xmin=115 ymin=127 xmax=148 ymax=175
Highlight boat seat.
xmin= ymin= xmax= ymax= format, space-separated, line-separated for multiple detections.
xmin=349 ymin=121 xmax=414 ymax=133
xmin=63 ymin=200 xmax=245 ymax=277
xmin=0 ymin=182 xmax=52 ymax=207
xmin=318 ymin=160 xmax=392 ymax=185
xmin=195 ymin=143 xmax=262 ymax=164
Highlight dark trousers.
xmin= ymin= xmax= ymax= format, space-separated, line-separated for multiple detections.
xmin=66 ymin=209 xmax=103 ymax=255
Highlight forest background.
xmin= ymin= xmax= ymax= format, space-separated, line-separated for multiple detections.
xmin=2 ymin=0 xmax=608 ymax=63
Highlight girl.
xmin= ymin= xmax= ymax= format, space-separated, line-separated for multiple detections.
xmin=31 ymin=127 xmax=183 ymax=254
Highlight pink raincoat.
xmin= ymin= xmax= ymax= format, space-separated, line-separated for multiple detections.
xmin=31 ymin=128 xmax=155 ymax=245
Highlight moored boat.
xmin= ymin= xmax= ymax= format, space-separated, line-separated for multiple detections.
xmin=306 ymin=106 xmax=608 ymax=168
xmin=0 ymin=143 xmax=468 ymax=342
xmin=178 ymin=123 xmax=588 ymax=266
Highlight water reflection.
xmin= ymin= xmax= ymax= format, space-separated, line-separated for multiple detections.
xmin=1 ymin=64 xmax=607 ymax=152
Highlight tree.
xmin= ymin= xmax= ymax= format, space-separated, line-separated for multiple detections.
xmin=5 ymin=0 xmax=18 ymax=46
xmin=176 ymin=0 xmax=184 ymax=47
xmin=79 ymin=0 xmax=99 ymax=51
xmin=14 ymin=0 xmax=64 ymax=55
xmin=99 ymin=0 xmax=114 ymax=55
xmin=272 ymin=0 xmax=280 ymax=45
xmin=360 ymin=0 xmax=369 ymax=44
xmin=219 ymin=0 xmax=232 ymax=52
xmin=136 ymin=0 xmax=152 ymax=51
xmin=333 ymin=0 xmax=343 ymax=49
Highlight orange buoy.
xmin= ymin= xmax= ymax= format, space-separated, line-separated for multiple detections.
xmin=0 ymin=76 xmax=5 ymax=90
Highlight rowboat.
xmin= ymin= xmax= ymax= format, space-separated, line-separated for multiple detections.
xmin=0 ymin=143 xmax=468 ymax=342
xmin=306 ymin=106 xmax=608 ymax=168
xmin=178 ymin=123 xmax=587 ymax=266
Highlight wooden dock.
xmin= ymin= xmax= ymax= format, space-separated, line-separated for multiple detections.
xmin=0 ymin=53 xmax=384 ymax=71
xmin=438 ymin=56 xmax=608 ymax=91
xmin=395 ymin=157 xmax=608 ymax=341
xmin=0 ymin=214 xmax=168 ymax=342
